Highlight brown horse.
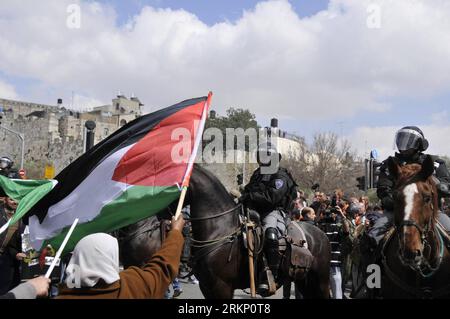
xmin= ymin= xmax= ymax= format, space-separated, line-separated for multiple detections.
xmin=381 ymin=155 xmax=450 ymax=298
xmin=118 ymin=165 xmax=331 ymax=299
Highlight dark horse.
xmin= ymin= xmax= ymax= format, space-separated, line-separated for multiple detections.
xmin=381 ymin=156 xmax=450 ymax=298
xmin=119 ymin=165 xmax=330 ymax=299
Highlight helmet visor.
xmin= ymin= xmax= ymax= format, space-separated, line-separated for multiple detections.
xmin=395 ymin=129 xmax=422 ymax=152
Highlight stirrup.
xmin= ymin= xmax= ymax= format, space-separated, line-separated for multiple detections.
xmin=257 ymin=269 xmax=277 ymax=297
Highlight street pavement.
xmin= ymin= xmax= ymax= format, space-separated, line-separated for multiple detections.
xmin=167 ymin=276 xmax=286 ymax=299
xmin=168 ymin=274 xmax=352 ymax=299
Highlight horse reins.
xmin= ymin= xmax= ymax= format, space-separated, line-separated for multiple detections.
xmin=186 ymin=204 xmax=244 ymax=267
xmin=394 ymin=177 xmax=443 ymax=277
xmin=381 ymin=175 xmax=448 ymax=297
xmin=185 ymin=204 xmax=243 ymax=222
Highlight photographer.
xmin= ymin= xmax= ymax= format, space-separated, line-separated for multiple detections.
xmin=318 ymin=206 xmax=344 ymax=299
xmin=340 ymin=202 xmax=358 ymax=296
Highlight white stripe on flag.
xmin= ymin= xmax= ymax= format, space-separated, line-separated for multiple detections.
xmin=29 ymin=144 xmax=135 ymax=250
xmin=181 ymin=99 xmax=209 ymax=186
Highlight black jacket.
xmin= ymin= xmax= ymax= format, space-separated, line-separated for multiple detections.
xmin=0 ymin=204 xmax=22 ymax=259
xmin=242 ymin=166 xmax=297 ymax=216
xmin=319 ymin=219 xmax=343 ymax=265
xmin=377 ymin=152 xmax=450 ymax=211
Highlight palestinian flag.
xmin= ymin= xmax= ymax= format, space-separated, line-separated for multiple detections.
xmin=11 ymin=93 xmax=211 ymax=252
xmin=0 ymin=177 xmax=58 ymax=234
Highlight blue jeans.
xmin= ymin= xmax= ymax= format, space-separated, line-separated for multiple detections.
xmin=164 ymin=278 xmax=182 ymax=299
xmin=172 ymin=277 xmax=181 ymax=290
xmin=330 ymin=266 xmax=343 ymax=299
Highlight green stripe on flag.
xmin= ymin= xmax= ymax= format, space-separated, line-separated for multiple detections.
xmin=43 ymin=185 xmax=181 ymax=253
xmin=0 ymin=175 xmax=56 ymax=226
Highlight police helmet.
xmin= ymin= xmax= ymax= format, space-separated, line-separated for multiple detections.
xmin=0 ymin=157 xmax=13 ymax=170
xmin=256 ymin=141 xmax=281 ymax=165
xmin=394 ymin=126 xmax=429 ymax=152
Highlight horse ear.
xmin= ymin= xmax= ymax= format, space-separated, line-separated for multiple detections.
xmin=420 ymin=155 xmax=435 ymax=180
xmin=387 ymin=157 xmax=400 ymax=180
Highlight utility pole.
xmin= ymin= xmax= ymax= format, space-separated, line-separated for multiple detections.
xmin=0 ymin=125 xmax=25 ymax=170
xmin=84 ymin=121 xmax=96 ymax=152
xmin=242 ymin=150 xmax=246 ymax=185
xmin=0 ymin=105 xmax=25 ymax=170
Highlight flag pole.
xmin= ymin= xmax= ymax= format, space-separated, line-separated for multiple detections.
xmin=174 ymin=92 xmax=212 ymax=220
xmin=45 ymin=218 xmax=79 ymax=279
xmin=174 ymin=186 xmax=188 ymax=221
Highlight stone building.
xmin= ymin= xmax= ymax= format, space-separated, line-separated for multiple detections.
xmin=0 ymin=94 xmax=142 ymax=178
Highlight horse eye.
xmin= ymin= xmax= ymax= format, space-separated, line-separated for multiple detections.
xmin=423 ymin=195 xmax=432 ymax=203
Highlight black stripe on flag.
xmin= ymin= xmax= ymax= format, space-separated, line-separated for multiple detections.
xmin=24 ymin=96 xmax=207 ymax=224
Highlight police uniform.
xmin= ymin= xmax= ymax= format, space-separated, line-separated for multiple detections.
xmin=243 ymin=166 xmax=296 ymax=235
xmin=240 ymin=142 xmax=297 ymax=293
xmin=0 ymin=157 xmax=19 ymax=179
xmin=369 ymin=127 xmax=450 ymax=245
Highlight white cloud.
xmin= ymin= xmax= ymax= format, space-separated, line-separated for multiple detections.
xmin=431 ymin=111 xmax=450 ymax=125
xmin=350 ymin=124 xmax=450 ymax=159
xmin=0 ymin=0 xmax=450 ymax=120
xmin=0 ymin=78 xmax=18 ymax=100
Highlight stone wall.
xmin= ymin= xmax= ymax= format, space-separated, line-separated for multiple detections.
xmin=0 ymin=96 xmax=142 ymax=178
xmin=0 ymin=110 xmax=85 ymax=178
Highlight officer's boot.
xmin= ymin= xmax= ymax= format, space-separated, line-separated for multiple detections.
xmin=258 ymin=228 xmax=280 ymax=297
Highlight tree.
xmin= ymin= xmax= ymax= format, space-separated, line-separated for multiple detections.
xmin=203 ymin=107 xmax=260 ymax=152
xmin=282 ymin=132 xmax=364 ymax=196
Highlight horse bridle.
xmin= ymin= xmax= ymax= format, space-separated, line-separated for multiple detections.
xmin=394 ymin=179 xmax=443 ymax=277
xmin=186 ymin=204 xmax=243 ymax=248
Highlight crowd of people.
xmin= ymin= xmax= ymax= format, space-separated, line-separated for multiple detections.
xmin=0 ymin=190 xmax=202 ymax=299
xmin=283 ymin=189 xmax=384 ymax=299
xmin=1 ymin=125 xmax=450 ymax=299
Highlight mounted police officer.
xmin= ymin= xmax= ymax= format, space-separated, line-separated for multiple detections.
xmin=239 ymin=141 xmax=297 ymax=296
xmin=368 ymin=126 xmax=450 ymax=246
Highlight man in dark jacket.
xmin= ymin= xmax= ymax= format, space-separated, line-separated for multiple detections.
xmin=0 ymin=196 xmax=23 ymax=294
xmin=368 ymin=126 xmax=450 ymax=245
xmin=240 ymin=142 xmax=297 ymax=296
xmin=300 ymin=207 xmax=317 ymax=226
xmin=319 ymin=207 xmax=344 ymax=299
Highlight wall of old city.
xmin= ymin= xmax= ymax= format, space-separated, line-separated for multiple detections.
xmin=0 ymin=96 xmax=142 ymax=179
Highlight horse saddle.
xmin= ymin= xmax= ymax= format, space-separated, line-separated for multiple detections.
xmin=240 ymin=209 xmax=264 ymax=253
xmin=283 ymin=222 xmax=314 ymax=279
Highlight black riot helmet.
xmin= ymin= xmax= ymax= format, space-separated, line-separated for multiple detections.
xmin=394 ymin=126 xmax=429 ymax=153
xmin=0 ymin=157 xmax=13 ymax=170
xmin=256 ymin=141 xmax=281 ymax=166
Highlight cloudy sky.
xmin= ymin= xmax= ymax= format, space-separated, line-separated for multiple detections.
xmin=1 ymin=0 xmax=450 ymax=160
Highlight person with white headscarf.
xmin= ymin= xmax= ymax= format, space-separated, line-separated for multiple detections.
xmin=57 ymin=216 xmax=185 ymax=299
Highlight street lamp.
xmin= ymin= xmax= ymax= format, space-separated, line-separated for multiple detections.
xmin=0 ymin=108 xmax=25 ymax=170
xmin=84 ymin=120 xmax=96 ymax=152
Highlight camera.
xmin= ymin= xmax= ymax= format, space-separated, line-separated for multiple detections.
xmin=236 ymin=173 xmax=243 ymax=186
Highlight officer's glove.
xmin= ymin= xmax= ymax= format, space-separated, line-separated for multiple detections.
xmin=229 ymin=189 xmax=241 ymax=199
xmin=238 ymin=193 xmax=249 ymax=205
xmin=381 ymin=196 xmax=394 ymax=212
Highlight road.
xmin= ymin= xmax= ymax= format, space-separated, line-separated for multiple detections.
xmin=168 ymin=274 xmax=352 ymax=299
xmin=168 ymin=276 xmax=286 ymax=299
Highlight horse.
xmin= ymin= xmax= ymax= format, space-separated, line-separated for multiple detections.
xmin=118 ymin=164 xmax=331 ymax=299
xmin=380 ymin=155 xmax=450 ymax=299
